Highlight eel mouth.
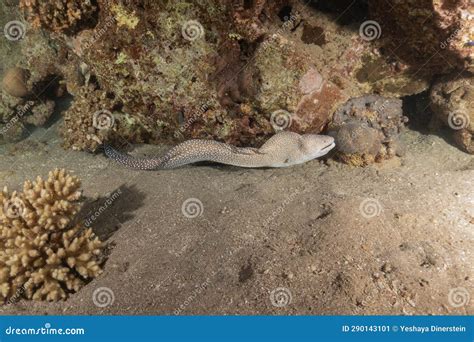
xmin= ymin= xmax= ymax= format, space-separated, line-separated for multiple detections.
xmin=322 ymin=142 xmax=336 ymax=151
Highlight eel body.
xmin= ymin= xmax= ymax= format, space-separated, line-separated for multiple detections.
xmin=104 ymin=131 xmax=335 ymax=170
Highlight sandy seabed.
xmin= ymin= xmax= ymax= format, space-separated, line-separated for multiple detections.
xmin=0 ymin=120 xmax=472 ymax=315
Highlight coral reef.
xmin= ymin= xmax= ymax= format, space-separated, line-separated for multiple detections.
xmin=369 ymin=0 xmax=473 ymax=74
xmin=0 ymin=89 xmax=56 ymax=144
xmin=0 ymin=92 xmax=27 ymax=144
xmin=2 ymin=0 xmax=470 ymax=155
xmin=0 ymin=169 xmax=103 ymax=302
xmin=430 ymin=72 xmax=474 ymax=154
xmin=60 ymin=84 xmax=149 ymax=152
xmin=19 ymin=0 xmax=97 ymax=34
xmin=328 ymin=95 xmax=407 ymax=166
xmin=54 ymin=0 xmax=376 ymax=148
xmin=0 ymin=26 xmax=59 ymax=144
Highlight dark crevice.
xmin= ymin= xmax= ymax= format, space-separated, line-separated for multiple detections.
xmin=278 ymin=5 xmax=293 ymax=22
xmin=401 ymin=91 xmax=432 ymax=132
xmin=243 ymin=0 xmax=254 ymax=10
xmin=308 ymin=0 xmax=369 ymax=25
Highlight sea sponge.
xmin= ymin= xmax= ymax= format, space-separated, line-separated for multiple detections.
xmin=0 ymin=169 xmax=103 ymax=302
xmin=329 ymin=95 xmax=407 ymax=165
xmin=19 ymin=0 xmax=97 ymax=34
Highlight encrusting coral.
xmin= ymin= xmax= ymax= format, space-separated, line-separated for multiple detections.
xmin=19 ymin=0 xmax=97 ymax=34
xmin=430 ymin=72 xmax=474 ymax=154
xmin=60 ymin=84 xmax=150 ymax=152
xmin=0 ymin=169 xmax=103 ymax=302
xmin=8 ymin=0 xmax=472 ymax=155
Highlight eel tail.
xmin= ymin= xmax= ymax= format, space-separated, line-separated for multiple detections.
xmin=103 ymin=144 xmax=163 ymax=170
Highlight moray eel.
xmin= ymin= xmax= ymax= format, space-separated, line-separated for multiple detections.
xmin=104 ymin=131 xmax=335 ymax=170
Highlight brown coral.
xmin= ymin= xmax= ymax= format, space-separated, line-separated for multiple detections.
xmin=19 ymin=0 xmax=97 ymax=34
xmin=0 ymin=169 xmax=103 ymax=302
xmin=60 ymin=84 xmax=150 ymax=152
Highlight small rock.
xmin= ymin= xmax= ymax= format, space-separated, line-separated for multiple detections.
xmin=2 ymin=67 xmax=30 ymax=98
xmin=381 ymin=263 xmax=394 ymax=273
xmin=299 ymin=67 xmax=323 ymax=95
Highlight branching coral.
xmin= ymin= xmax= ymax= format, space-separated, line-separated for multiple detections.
xmin=0 ymin=169 xmax=103 ymax=302
xmin=19 ymin=0 xmax=97 ymax=34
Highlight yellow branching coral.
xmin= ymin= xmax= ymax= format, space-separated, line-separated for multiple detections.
xmin=0 ymin=169 xmax=103 ymax=302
